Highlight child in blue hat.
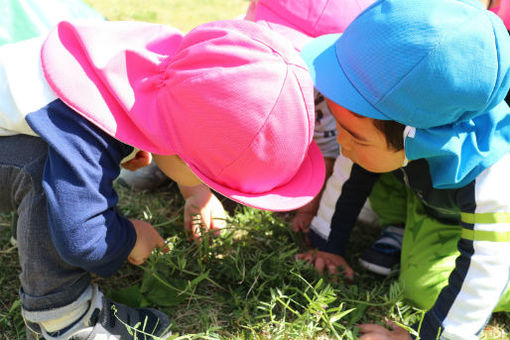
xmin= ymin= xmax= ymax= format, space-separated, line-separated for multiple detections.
xmin=300 ymin=0 xmax=510 ymax=338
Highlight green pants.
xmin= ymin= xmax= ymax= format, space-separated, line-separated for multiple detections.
xmin=369 ymin=173 xmax=510 ymax=311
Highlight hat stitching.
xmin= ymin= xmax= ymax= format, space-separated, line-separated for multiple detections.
xmin=291 ymin=66 xmax=313 ymax=149
xmin=375 ymin=9 xmax=495 ymax=122
xmin=374 ymin=39 xmax=443 ymax=109
xmin=333 ymin=42 xmax=386 ymax=117
xmin=311 ymin=0 xmax=332 ymax=37
xmin=248 ymin=33 xmax=303 ymax=68
xmin=216 ymin=64 xmax=291 ymax=181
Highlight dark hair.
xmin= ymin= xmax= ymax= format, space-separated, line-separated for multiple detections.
xmin=372 ymin=119 xmax=405 ymax=151
xmin=350 ymin=111 xmax=405 ymax=151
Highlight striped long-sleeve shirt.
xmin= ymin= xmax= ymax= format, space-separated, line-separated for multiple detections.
xmin=314 ymin=157 xmax=510 ymax=339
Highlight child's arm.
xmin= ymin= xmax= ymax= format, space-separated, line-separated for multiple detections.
xmin=26 ymin=101 xmax=141 ymax=277
xmin=152 ymin=154 xmax=227 ymax=239
xmin=299 ymin=163 xmax=380 ymax=279
xmin=410 ymin=160 xmax=510 ymax=339
xmin=322 ymin=164 xmax=380 ymax=255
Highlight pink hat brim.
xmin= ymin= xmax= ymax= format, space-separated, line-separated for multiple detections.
xmin=41 ymin=20 xmax=184 ymax=155
xmin=187 ymin=140 xmax=325 ymax=211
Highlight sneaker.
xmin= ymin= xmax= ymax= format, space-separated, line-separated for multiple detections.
xmin=117 ymin=161 xmax=171 ymax=191
xmin=25 ymin=320 xmax=44 ymax=340
xmin=359 ymin=225 xmax=404 ymax=276
xmin=27 ymin=285 xmax=172 ymax=340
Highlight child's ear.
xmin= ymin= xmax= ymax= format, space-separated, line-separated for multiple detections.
xmin=121 ymin=151 xmax=152 ymax=171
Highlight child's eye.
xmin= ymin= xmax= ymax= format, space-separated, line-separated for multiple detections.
xmin=352 ymin=139 xmax=371 ymax=147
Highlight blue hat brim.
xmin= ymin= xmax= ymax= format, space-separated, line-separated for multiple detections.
xmin=300 ymin=33 xmax=389 ymax=121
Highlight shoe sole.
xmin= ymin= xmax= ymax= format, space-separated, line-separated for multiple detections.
xmin=359 ymin=258 xmax=392 ymax=276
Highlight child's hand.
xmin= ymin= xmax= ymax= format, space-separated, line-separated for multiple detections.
xmin=296 ymin=250 xmax=354 ymax=281
xmin=121 ymin=150 xmax=152 ymax=171
xmin=359 ymin=322 xmax=412 ymax=340
xmin=181 ymin=184 xmax=227 ymax=240
xmin=291 ymin=211 xmax=314 ymax=233
xmin=128 ymin=219 xmax=166 ymax=265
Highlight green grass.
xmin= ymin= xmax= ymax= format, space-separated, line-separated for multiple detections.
xmin=1 ymin=0 xmax=510 ymax=339
xmin=84 ymin=0 xmax=250 ymax=32
xmin=2 ymin=183 xmax=509 ymax=339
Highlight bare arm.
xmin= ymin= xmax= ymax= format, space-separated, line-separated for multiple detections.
xmin=152 ymin=153 xmax=226 ymax=238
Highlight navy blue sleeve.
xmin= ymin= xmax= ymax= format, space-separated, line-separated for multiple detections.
xmin=26 ymin=99 xmax=137 ymax=277
xmin=323 ymin=164 xmax=380 ymax=255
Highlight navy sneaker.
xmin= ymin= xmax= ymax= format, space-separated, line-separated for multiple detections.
xmin=359 ymin=225 xmax=404 ymax=276
xmin=26 ymin=285 xmax=172 ymax=340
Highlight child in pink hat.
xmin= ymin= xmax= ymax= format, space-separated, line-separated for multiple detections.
xmin=245 ymin=0 xmax=378 ymax=241
xmin=0 ymin=19 xmax=323 ymax=339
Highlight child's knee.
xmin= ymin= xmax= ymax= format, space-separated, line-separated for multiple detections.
xmin=399 ymin=265 xmax=449 ymax=310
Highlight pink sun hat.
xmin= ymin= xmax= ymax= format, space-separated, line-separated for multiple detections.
xmin=41 ymin=19 xmax=324 ymax=211
xmin=246 ymin=0 xmax=376 ymax=51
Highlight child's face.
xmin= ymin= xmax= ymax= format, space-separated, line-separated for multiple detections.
xmin=326 ymin=99 xmax=405 ymax=173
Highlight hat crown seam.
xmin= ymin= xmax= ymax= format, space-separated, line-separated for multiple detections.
xmin=216 ymin=63 xmax=291 ymax=181
xmin=334 ymin=44 xmax=386 ymax=117
xmin=376 ymin=9 xmax=497 ymax=120
xmin=311 ymin=0 xmax=332 ymax=37
xmin=374 ymin=37 xmax=443 ymax=108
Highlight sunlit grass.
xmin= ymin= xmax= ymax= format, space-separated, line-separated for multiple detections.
xmin=1 ymin=0 xmax=509 ymax=338
xmin=84 ymin=0 xmax=250 ymax=32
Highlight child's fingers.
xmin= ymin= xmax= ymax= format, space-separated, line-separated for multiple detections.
xmin=186 ymin=213 xmax=203 ymax=239
xmin=358 ymin=333 xmax=385 ymax=340
xmin=155 ymin=233 xmax=165 ymax=249
xmin=342 ymin=265 xmax=355 ymax=281
xmin=200 ymin=210 xmax=212 ymax=232
xmin=211 ymin=215 xmax=226 ymax=230
xmin=295 ymin=251 xmax=313 ymax=263
xmin=314 ymin=257 xmax=326 ymax=274
xmin=184 ymin=214 xmax=193 ymax=238
xmin=326 ymin=264 xmax=338 ymax=275
xmin=359 ymin=323 xmax=387 ymax=333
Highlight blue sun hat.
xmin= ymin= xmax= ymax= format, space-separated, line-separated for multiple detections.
xmin=301 ymin=0 xmax=510 ymax=189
